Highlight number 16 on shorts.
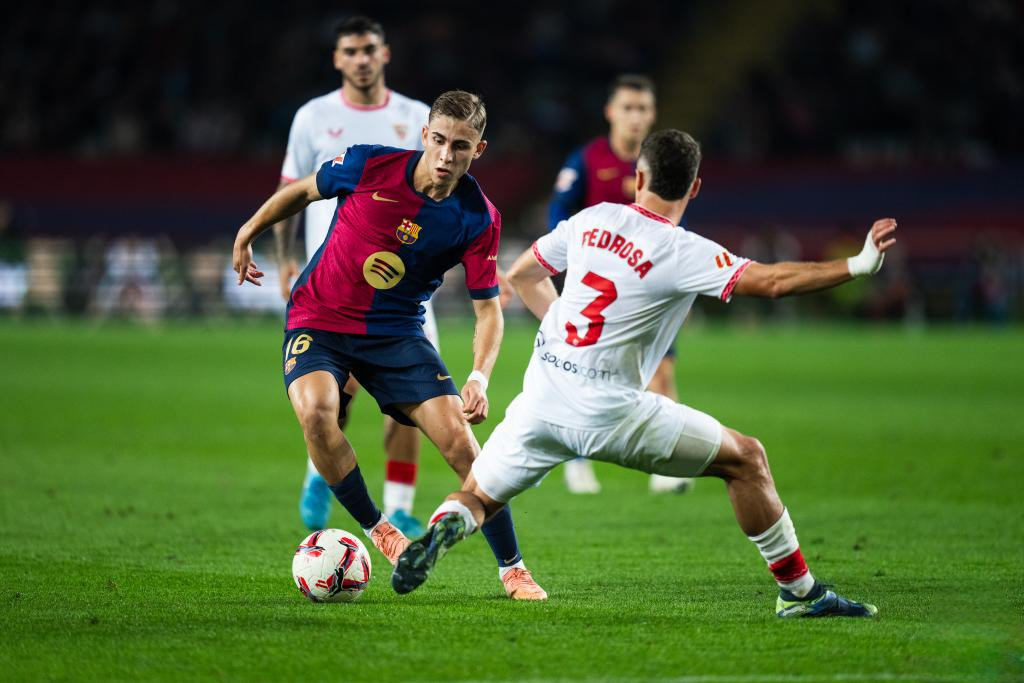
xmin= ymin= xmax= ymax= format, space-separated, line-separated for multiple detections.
xmin=284 ymin=333 xmax=313 ymax=375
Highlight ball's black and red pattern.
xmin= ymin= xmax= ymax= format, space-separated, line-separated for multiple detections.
xmin=292 ymin=528 xmax=372 ymax=603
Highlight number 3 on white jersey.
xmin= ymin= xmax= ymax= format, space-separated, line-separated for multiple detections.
xmin=565 ymin=272 xmax=618 ymax=347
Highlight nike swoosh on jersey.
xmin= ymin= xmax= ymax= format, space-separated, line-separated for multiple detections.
xmin=436 ymin=373 xmax=452 ymax=381
xmin=372 ymin=191 xmax=400 ymax=203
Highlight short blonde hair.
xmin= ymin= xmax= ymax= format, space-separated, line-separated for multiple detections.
xmin=429 ymin=90 xmax=487 ymax=135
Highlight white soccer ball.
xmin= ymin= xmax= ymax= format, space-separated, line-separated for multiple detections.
xmin=292 ymin=528 xmax=372 ymax=603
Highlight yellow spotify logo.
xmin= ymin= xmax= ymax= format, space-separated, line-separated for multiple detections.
xmin=363 ymin=251 xmax=405 ymax=289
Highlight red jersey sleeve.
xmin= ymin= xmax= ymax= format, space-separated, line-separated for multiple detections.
xmin=461 ymin=198 xmax=501 ymax=299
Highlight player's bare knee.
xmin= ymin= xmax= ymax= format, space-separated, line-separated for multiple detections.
xmin=435 ymin=426 xmax=475 ymax=460
xmin=295 ymin=399 xmax=338 ymax=439
xmin=737 ymin=435 xmax=771 ymax=483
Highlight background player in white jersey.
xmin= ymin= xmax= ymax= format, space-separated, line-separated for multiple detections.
xmin=392 ymin=129 xmax=896 ymax=618
xmin=273 ymin=16 xmax=433 ymax=536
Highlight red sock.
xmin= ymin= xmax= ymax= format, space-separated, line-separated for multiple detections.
xmin=383 ymin=461 xmax=417 ymax=516
xmin=769 ymin=548 xmax=809 ymax=585
xmin=385 ymin=460 xmax=417 ymax=485
xmin=749 ymin=509 xmax=816 ymax=597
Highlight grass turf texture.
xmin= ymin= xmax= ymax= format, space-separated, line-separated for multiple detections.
xmin=0 ymin=319 xmax=1021 ymax=682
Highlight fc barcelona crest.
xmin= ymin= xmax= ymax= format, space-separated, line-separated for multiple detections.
xmin=395 ymin=218 xmax=422 ymax=245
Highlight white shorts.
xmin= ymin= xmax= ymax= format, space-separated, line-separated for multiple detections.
xmin=472 ymin=392 xmax=723 ymax=503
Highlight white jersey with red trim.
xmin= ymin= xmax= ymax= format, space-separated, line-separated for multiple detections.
xmin=525 ymin=202 xmax=750 ymax=428
xmin=281 ymin=88 xmax=430 ymax=259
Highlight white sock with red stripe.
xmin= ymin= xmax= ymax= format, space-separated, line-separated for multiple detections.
xmin=748 ymin=508 xmax=816 ymax=598
xmin=383 ymin=460 xmax=417 ymax=516
xmin=428 ymin=500 xmax=478 ymax=538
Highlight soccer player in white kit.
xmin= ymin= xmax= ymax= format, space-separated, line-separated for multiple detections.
xmin=273 ymin=16 xmax=435 ymax=536
xmin=392 ymin=130 xmax=896 ymax=617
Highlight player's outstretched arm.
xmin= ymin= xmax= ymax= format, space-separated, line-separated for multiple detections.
xmin=733 ymin=218 xmax=896 ymax=299
xmin=233 ymin=174 xmax=323 ymax=286
xmin=271 ymin=179 xmax=302 ymax=300
xmin=462 ymin=297 xmax=503 ymax=425
xmin=507 ymin=248 xmax=559 ymax=320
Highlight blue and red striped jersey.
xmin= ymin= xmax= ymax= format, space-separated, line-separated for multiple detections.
xmin=548 ymin=137 xmax=637 ymax=228
xmin=286 ymin=145 xmax=501 ymax=336
xmin=548 ymin=136 xmax=687 ymax=230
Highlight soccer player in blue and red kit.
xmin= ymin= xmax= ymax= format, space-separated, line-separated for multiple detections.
xmin=232 ymin=91 xmax=547 ymax=600
xmin=548 ymin=74 xmax=692 ymax=495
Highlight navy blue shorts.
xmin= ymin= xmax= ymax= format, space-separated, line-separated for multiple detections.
xmin=282 ymin=328 xmax=459 ymax=427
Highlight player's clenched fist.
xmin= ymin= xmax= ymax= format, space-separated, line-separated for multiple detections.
xmin=848 ymin=218 xmax=897 ymax=277
xmin=870 ymin=218 xmax=897 ymax=251
xmin=461 ymin=380 xmax=489 ymax=424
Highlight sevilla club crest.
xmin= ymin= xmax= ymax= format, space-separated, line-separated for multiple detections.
xmin=393 ymin=124 xmax=408 ymax=140
xmin=395 ymin=218 xmax=422 ymax=245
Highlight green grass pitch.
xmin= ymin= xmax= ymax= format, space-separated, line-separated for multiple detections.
xmin=0 ymin=319 xmax=1021 ymax=682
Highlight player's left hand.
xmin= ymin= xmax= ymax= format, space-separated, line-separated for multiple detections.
xmin=233 ymin=241 xmax=265 ymax=286
xmin=461 ymin=381 xmax=489 ymax=424
xmin=848 ymin=218 xmax=897 ymax=277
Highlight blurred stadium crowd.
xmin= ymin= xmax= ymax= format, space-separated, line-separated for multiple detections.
xmin=1 ymin=0 xmax=1021 ymax=322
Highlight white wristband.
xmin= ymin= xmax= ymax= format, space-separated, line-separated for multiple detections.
xmin=467 ymin=370 xmax=489 ymax=391
xmin=846 ymin=230 xmax=884 ymax=278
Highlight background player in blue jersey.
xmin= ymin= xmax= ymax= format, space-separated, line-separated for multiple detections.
xmin=547 ymin=75 xmax=692 ymax=495
xmin=232 ymin=91 xmax=547 ymax=600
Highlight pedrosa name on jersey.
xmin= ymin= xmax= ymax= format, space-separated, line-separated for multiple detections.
xmin=580 ymin=229 xmax=654 ymax=278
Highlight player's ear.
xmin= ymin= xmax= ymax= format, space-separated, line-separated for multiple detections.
xmin=473 ymin=139 xmax=488 ymax=160
xmin=332 ymin=48 xmax=343 ymax=72
xmin=635 ymin=168 xmax=646 ymax=193
xmin=421 ymin=125 xmax=429 ymax=147
xmin=690 ymin=177 xmax=702 ymax=199
xmin=380 ymin=43 xmax=391 ymax=65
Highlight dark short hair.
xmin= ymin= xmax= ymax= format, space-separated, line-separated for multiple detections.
xmin=608 ymin=74 xmax=656 ymax=101
xmin=429 ymin=90 xmax=487 ymax=135
xmin=336 ymin=16 xmax=385 ymax=42
xmin=638 ymin=129 xmax=701 ymax=200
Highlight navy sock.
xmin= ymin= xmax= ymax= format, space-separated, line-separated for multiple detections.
xmin=481 ymin=505 xmax=522 ymax=568
xmin=327 ymin=466 xmax=382 ymax=530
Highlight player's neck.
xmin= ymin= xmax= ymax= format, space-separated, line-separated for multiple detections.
xmin=412 ymin=158 xmax=457 ymax=201
xmin=636 ymin=192 xmax=686 ymax=226
xmin=341 ymin=81 xmax=389 ymax=108
xmin=608 ymin=134 xmax=641 ymax=161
